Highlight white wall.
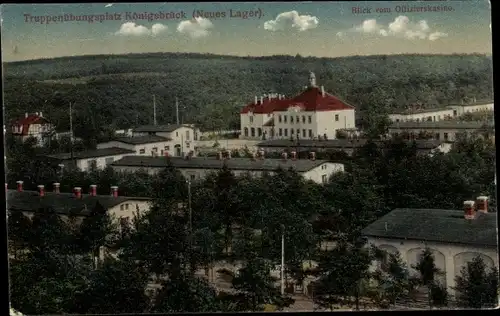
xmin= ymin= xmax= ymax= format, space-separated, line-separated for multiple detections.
xmin=97 ymin=140 xmax=178 ymax=157
xmin=389 ymin=109 xmax=454 ymax=123
xmin=240 ymin=112 xmax=273 ymax=139
xmin=107 ymin=199 xmax=151 ymax=224
xmin=196 ymin=139 xmax=261 ymax=152
xmin=388 ymin=127 xmax=480 ymax=142
xmin=73 ymin=153 xmax=136 ymax=171
xmin=366 ymin=236 xmax=499 ymax=295
xmin=448 ymin=103 xmax=494 ymax=116
xmin=112 ymin=161 xmax=345 ymax=184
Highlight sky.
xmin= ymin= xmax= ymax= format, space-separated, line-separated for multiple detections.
xmin=0 ymin=1 xmax=492 ymax=62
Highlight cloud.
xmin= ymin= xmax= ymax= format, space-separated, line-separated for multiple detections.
xmin=177 ymin=17 xmax=213 ymax=38
xmin=105 ymin=3 xmax=113 ymax=8
xmin=342 ymin=15 xmax=447 ymax=41
xmin=115 ymin=22 xmax=168 ymax=37
xmin=263 ymin=10 xmax=319 ymax=32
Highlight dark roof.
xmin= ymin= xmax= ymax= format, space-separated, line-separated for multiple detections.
xmin=133 ymin=124 xmax=187 ymax=133
xmin=361 ymin=208 xmax=498 ymax=247
xmin=7 ymin=190 xmax=150 ymax=216
xmin=114 ymin=135 xmax=171 ymax=144
xmin=257 ymin=139 xmax=445 ymax=150
xmin=44 ymin=147 xmax=135 ymax=160
xmin=389 ymin=121 xmax=494 ymax=130
xmin=111 ymin=156 xmax=331 ymax=172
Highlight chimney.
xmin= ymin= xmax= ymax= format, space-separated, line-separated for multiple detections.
xmin=259 ymin=149 xmax=265 ymax=159
xmin=321 ymin=86 xmax=325 ymax=97
xmin=37 ymin=185 xmax=45 ymax=197
xmin=16 ymin=180 xmax=23 ymax=192
xmin=463 ymin=200 xmax=475 ymax=219
xmin=255 ymin=96 xmax=258 ymax=104
xmin=111 ymin=186 xmax=119 ymax=198
xmin=74 ymin=187 xmax=82 ymax=199
xmin=217 ymin=151 xmax=223 ymax=160
xmin=476 ymin=196 xmax=488 ymax=213
xmin=53 ymin=182 xmax=60 ymax=194
xmin=39 ymin=111 xmax=43 ymax=117
xmin=25 ymin=112 xmax=28 ymax=118
xmin=291 ymin=151 xmax=297 ymax=160
xmin=90 ymin=184 xmax=97 ymax=197
xmin=260 ymin=96 xmax=263 ymax=104
xmin=310 ymin=151 xmax=316 ymax=161
xmin=282 ymin=152 xmax=288 ymax=160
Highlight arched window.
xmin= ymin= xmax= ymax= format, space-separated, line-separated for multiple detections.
xmin=244 ymin=127 xmax=249 ymax=137
xmin=251 ymin=128 xmax=255 ymax=137
xmin=257 ymin=128 xmax=262 ymax=137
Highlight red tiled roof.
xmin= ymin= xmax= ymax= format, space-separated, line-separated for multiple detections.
xmin=240 ymin=87 xmax=354 ymax=114
xmin=12 ymin=114 xmax=50 ymax=136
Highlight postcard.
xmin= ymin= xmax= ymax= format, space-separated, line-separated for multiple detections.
xmin=2 ymin=1 xmax=496 ymax=315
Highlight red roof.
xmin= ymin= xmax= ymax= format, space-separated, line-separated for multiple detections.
xmin=240 ymin=87 xmax=354 ymax=114
xmin=12 ymin=114 xmax=50 ymax=136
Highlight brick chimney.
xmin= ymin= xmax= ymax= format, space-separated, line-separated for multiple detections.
xmin=282 ymin=152 xmax=288 ymax=160
xmin=259 ymin=149 xmax=265 ymax=159
xmin=111 ymin=186 xmax=119 ymax=198
xmin=16 ymin=180 xmax=23 ymax=192
xmin=74 ymin=187 xmax=82 ymax=199
xmin=37 ymin=185 xmax=45 ymax=197
xmin=291 ymin=151 xmax=297 ymax=160
xmin=53 ymin=182 xmax=60 ymax=194
xmin=476 ymin=196 xmax=488 ymax=213
xmin=255 ymin=96 xmax=258 ymax=104
xmin=321 ymin=86 xmax=325 ymax=97
xmin=464 ymin=200 xmax=475 ymax=219
xmin=310 ymin=151 xmax=316 ymax=161
xmin=90 ymin=184 xmax=97 ymax=197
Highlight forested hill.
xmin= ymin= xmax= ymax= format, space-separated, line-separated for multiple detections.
xmin=3 ymin=53 xmax=493 ymax=141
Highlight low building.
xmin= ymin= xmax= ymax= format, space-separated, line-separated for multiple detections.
xmin=132 ymin=124 xmax=199 ymax=151
xmin=7 ymin=182 xmax=151 ymax=227
xmin=448 ymin=102 xmax=494 ymax=117
xmin=110 ymin=155 xmax=345 ymax=184
xmin=361 ymin=199 xmax=498 ymax=295
xmin=389 ymin=107 xmax=455 ymax=123
xmin=43 ymin=147 xmax=135 ymax=171
xmin=97 ymin=135 xmax=175 ymax=156
xmin=388 ymin=121 xmax=494 ymax=142
xmin=257 ymin=139 xmax=452 ymax=156
xmin=11 ymin=112 xmax=54 ymax=147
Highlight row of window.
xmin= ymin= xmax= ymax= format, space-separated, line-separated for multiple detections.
xmin=392 ymin=131 xmax=454 ymax=141
xmin=137 ymin=144 xmax=189 ymax=155
xmin=278 ymin=115 xmax=313 ymax=124
xmin=279 ymin=128 xmax=314 ymax=138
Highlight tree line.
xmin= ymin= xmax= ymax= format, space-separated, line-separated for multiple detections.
xmin=3 ymin=53 xmax=493 ymax=143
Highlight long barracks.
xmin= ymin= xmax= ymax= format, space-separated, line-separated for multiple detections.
xmin=124 ymin=11 xmax=188 ymax=21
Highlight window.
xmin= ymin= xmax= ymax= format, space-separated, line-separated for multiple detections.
xmin=322 ymin=175 xmax=327 ymax=183
xmin=152 ymin=147 xmax=158 ymax=152
xmin=165 ymin=145 xmax=170 ymax=150
xmin=87 ymin=160 xmax=97 ymax=170
xmin=444 ymin=132 xmax=449 ymax=141
xmin=308 ymin=129 xmax=313 ymax=138
xmin=291 ymin=116 xmax=294 ymax=123
xmin=186 ymin=130 xmax=190 ymax=140
xmin=284 ymin=129 xmax=288 ymax=137
xmin=435 ymin=133 xmax=440 ymax=140
xmin=190 ymin=174 xmax=196 ymax=181
xmin=296 ymin=116 xmax=299 ymax=123
xmin=279 ymin=128 xmax=283 ymax=136
xmin=308 ymin=116 xmax=312 ymax=123
xmin=258 ymin=128 xmax=262 ymax=137
xmin=244 ymin=128 xmax=248 ymax=137
xmin=120 ymin=204 xmax=124 ymax=210
xmin=186 ymin=143 xmax=190 ymax=148
xmin=302 ymin=116 xmax=306 ymax=123
xmin=335 ymin=114 xmax=339 ymax=121
xmin=291 ymin=129 xmax=294 ymax=134
xmin=433 ymin=116 xmax=436 ymax=121
xmin=139 ymin=149 xmax=146 ymax=154
xmin=396 ymin=119 xmax=400 ymax=122
xmin=278 ymin=115 xmax=282 ymax=123
xmin=105 ymin=157 xmax=114 ymax=165
xmin=251 ymin=128 xmax=255 ymax=137
xmin=125 ymin=203 xmax=129 ymax=210
xmin=176 ymin=132 xmax=179 ymax=137
xmin=284 ymin=116 xmax=288 ymax=123
xmin=161 ymin=150 xmax=164 ymax=155
xmin=250 ymin=116 xmax=254 ymax=123
xmin=453 ymin=110 xmax=457 ymax=116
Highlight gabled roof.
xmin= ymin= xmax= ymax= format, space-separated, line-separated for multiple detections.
xmin=361 ymin=208 xmax=498 ymax=247
xmin=44 ymin=147 xmax=135 ymax=160
xmin=13 ymin=114 xmax=50 ymax=126
xmin=7 ymin=190 xmax=151 ymax=216
xmin=114 ymin=135 xmax=171 ymax=144
xmin=111 ymin=156 xmax=332 ymax=172
xmin=240 ymin=87 xmax=355 ymax=114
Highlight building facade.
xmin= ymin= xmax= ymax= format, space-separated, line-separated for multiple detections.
xmin=110 ymin=155 xmax=345 ymax=184
xmin=44 ymin=147 xmax=136 ymax=172
xmin=388 ymin=121 xmax=494 ymax=142
xmin=11 ymin=112 xmax=54 ymax=147
xmin=361 ymin=204 xmax=498 ymax=295
xmin=240 ymin=72 xmax=356 ymax=141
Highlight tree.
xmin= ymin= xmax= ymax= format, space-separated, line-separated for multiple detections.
xmin=372 ymin=251 xmax=410 ymax=307
xmin=454 ymin=256 xmax=499 ymax=308
xmin=218 ymin=257 xmax=294 ymax=311
xmin=312 ymin=239 xmax=374 ymax=310
xmin=411 ymin=248 xmax=445 ymax=308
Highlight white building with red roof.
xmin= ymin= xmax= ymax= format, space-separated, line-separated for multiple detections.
xmin=240 ymin=72 xmax=356 ymax=141
xmin=11 ymin=112 xmax=54 ymax=146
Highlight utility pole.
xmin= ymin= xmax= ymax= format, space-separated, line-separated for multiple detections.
xmin=281 ymin=224 xmax=285 ymax=295
xmin=153 ymin=94 xmax=157 ymax=126
xmin=187 ymin=179 xmax=193 ymax=271
xmin=176 ymin=97 xmax=180 ymax=125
